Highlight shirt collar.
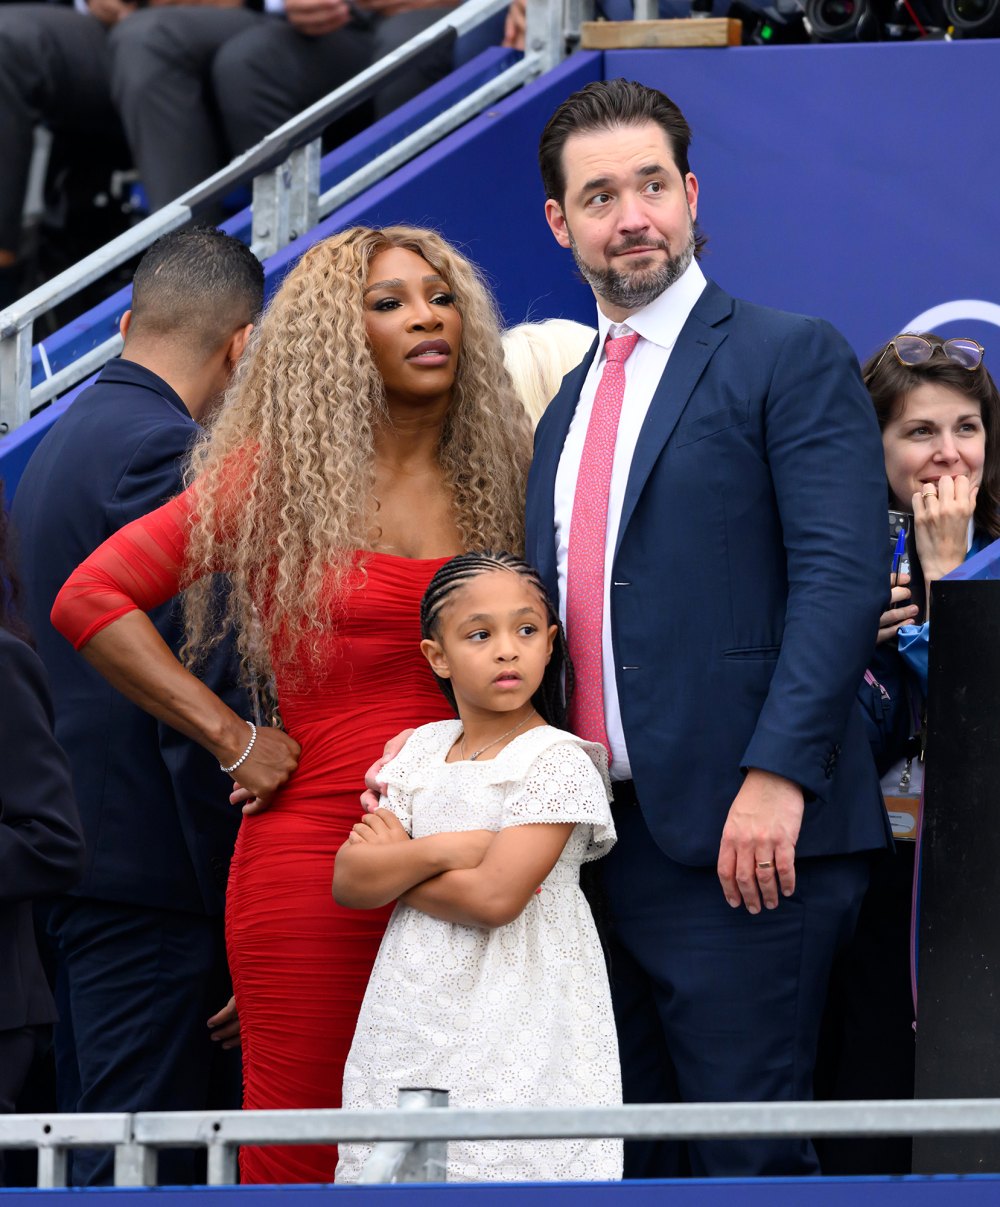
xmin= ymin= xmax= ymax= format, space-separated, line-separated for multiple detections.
xmin=594 ymin=259 xmax=708 ymax=354
xmin=97 ymin=357 xmax=193 ymax=421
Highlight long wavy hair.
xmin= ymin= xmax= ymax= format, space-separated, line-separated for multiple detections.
xmin=180 ymin=226 xmax=532 ymax=683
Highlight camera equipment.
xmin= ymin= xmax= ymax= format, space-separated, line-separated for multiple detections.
xmin=803 ymin=0 xmax=878 ymax=39
xmin=943 ymin=0 xmax=1000 ymax=35
xmin=802 ymin=0 xmax=950 ymax=39
xmin=728 ymin=0 xmax=809 ymax=41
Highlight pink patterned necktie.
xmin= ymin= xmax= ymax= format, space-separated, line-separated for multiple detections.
xmin=566 ymin=329 xmax=640 ymax=750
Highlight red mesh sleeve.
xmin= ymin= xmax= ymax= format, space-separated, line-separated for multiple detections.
xmin=51 ymin=490 xmax=196 ymax=651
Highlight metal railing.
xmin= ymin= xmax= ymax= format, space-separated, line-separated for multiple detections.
xmin=3 ymin=1098 xmax=1000 ymax=1187
xmin=0 ymin=0 xmax=595 ymax=438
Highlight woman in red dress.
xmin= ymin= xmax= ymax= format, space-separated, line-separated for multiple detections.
xmin=51 ymin=226 xmax=532 ymax=1184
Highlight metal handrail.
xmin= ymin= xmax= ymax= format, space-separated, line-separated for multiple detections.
xmin=3 ymin=1099 xmax=1000 ymax=1188
xmin=0 ymin=0 xmax=582 ymax=437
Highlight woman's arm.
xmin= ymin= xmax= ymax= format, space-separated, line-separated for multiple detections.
xmin=80 ymin=612 xmax=298 ymax=807
xmin=400 ymin=822 xmax=574 ymax=929
xmin=51 ymin=493 xmax=300 ymax=809
xmin=332 ymin=809 xmax=493 ymax=909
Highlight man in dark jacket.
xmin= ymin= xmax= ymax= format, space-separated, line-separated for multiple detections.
xmin=10 ymin=228 xmax=263 ymax=1186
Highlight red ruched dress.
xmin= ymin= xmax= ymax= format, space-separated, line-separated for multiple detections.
xmin=51 ymin=490 xmax=453 ymax=1184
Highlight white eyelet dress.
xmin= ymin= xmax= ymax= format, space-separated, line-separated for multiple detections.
xmin=336 ymin=720 xmax=623 ymax=1183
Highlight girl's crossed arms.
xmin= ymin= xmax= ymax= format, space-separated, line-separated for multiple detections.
xmin=334 ymin=806 xmax=571 ymax=929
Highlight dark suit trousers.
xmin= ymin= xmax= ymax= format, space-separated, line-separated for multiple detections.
xmin=0 ymin=6 xmax=122 ymax=250
xmin=46 ymin=899 xmax=239 ymax=1187
xmin=601 ymin=802 xmax=869 ymax=1178
xmin=108 ymin=6 xmax=456 ymax=212
xmin=0 ymin=1026 xmax=46 ymax=1187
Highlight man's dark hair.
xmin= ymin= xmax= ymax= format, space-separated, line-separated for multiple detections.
xmin=539 ymin=78 xmax=696 ymax=207
xmin=129 ymin=227 xmax=264 ymax=356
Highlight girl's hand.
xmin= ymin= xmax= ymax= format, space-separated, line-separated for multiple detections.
xmin=347 ymin=808 xmax=410 ymax=846
xmin=913 ymin=475 xmax=977 ymax=588
xmin=877 ymin=571 xmax=919 ymax=644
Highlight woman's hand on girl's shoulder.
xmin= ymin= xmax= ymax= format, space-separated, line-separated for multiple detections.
xmin=361 ymin=729 xmax=415 ymax=813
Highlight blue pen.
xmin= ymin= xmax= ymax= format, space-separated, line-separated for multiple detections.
xmin=891 ymin=526 xmax=907 ymax=587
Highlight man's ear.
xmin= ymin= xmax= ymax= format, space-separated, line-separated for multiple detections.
xmin=119 ymin=310 xmax=132 ymax=340
xmin=227 ymin=322 xmax=254 ymax=368
xmin=420 ymin=637 xmax=450 ymax=679
xmin=544 ymin=199 xmax=572 ymax=250
xmin=685 ymin=172 xmax=699 ymax=223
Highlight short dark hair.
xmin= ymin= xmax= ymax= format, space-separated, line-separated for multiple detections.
xmin=129 ymin=227 xmax=264 ymax=355
xmin=420 ymin=551 xmax=572 ymax=729
xmin=539 ymin=78 xmax=695 ymax=206
xmin=863 ymin=332 xmax=1000 ymax=541
xmin=538 ymin=78 xmax=706 ymax=258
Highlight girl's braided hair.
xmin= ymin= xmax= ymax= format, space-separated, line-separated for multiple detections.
xmin=420 ymin=551 xmax=573 ymax=729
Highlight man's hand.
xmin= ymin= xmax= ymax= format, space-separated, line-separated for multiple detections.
xmin=285 ymin=0 xmax=351 ymax=37
xmin=877 ymin=570 xmax=919 ymax=643
xmin=502 ymin=0 xmax=525 ymax=49
xmin=87 ymin=0 xmax=135 ymax=26
xmin=207 ymin=996 xmax=240 ymax=1049
xmin=222 ymin=726 xmax=300 ymax=815
xmin=360 ymin=728 xmax=415 ymax=813
xmin=717 ymin=768 xmax=804 ymax=913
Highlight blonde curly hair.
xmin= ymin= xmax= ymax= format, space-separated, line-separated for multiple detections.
xmin=180 ymin=225 xmax=532 ymax=683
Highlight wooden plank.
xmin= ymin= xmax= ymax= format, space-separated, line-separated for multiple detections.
xmin=580 ymin=18 xmax=742 ymax=48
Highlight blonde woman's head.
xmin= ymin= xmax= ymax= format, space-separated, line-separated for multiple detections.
xmin=502 ymin=319 xmax=597 ymax=427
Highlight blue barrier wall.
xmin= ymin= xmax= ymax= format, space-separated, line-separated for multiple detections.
xmin=607 ymin=41 xmax=1000 ymax=367
xmin=4 ymin=1178 xmax=1000 ymax=1205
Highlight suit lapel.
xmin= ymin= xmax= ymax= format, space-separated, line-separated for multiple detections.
xmin=614 ymin=284 xmax=733 ymax=560
xmin=527 ymin=338 xmax=598 ymax=597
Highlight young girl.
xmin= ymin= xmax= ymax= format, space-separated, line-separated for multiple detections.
xmin=332 ymin=551 xmax=622 ymax=1183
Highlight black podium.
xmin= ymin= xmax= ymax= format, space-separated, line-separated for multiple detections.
xmin=914 ymin=548 xmax=1000 ymax=1174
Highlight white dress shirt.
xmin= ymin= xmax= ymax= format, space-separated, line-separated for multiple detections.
xmin=554 ymin=259 xmax=707 ymax=780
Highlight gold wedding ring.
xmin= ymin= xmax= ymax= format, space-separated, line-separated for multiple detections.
xmin=756 ymin=860 xmax=774 ymax=870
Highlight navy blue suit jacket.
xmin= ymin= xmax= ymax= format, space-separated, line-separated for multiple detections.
xmin=10 ymin=359 xmax=244 ymax=915
xmin=0 ymin=629 xmax=84 ymax=1030
xmin=526 ymin=281 xmax=893 ymax=866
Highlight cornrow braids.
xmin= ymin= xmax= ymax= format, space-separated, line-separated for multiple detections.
xmin=420 ymin=551 xmax=573 ymax=729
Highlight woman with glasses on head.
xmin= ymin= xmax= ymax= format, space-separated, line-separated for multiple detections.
xmin=868 ymin=333 xmax=1000 ymax=676
xmin=817 ymin=331 xmax=1000 ymax=1176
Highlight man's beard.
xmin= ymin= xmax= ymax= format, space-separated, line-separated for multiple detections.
xmin=568 ymin=218 xmax=696 ymax=312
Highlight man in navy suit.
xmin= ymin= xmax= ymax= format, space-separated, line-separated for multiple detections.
xmin=11 ymin=228 xmax=262 ymax=1185
xmin=526 ymin=79 xmax=892 ymax=1177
